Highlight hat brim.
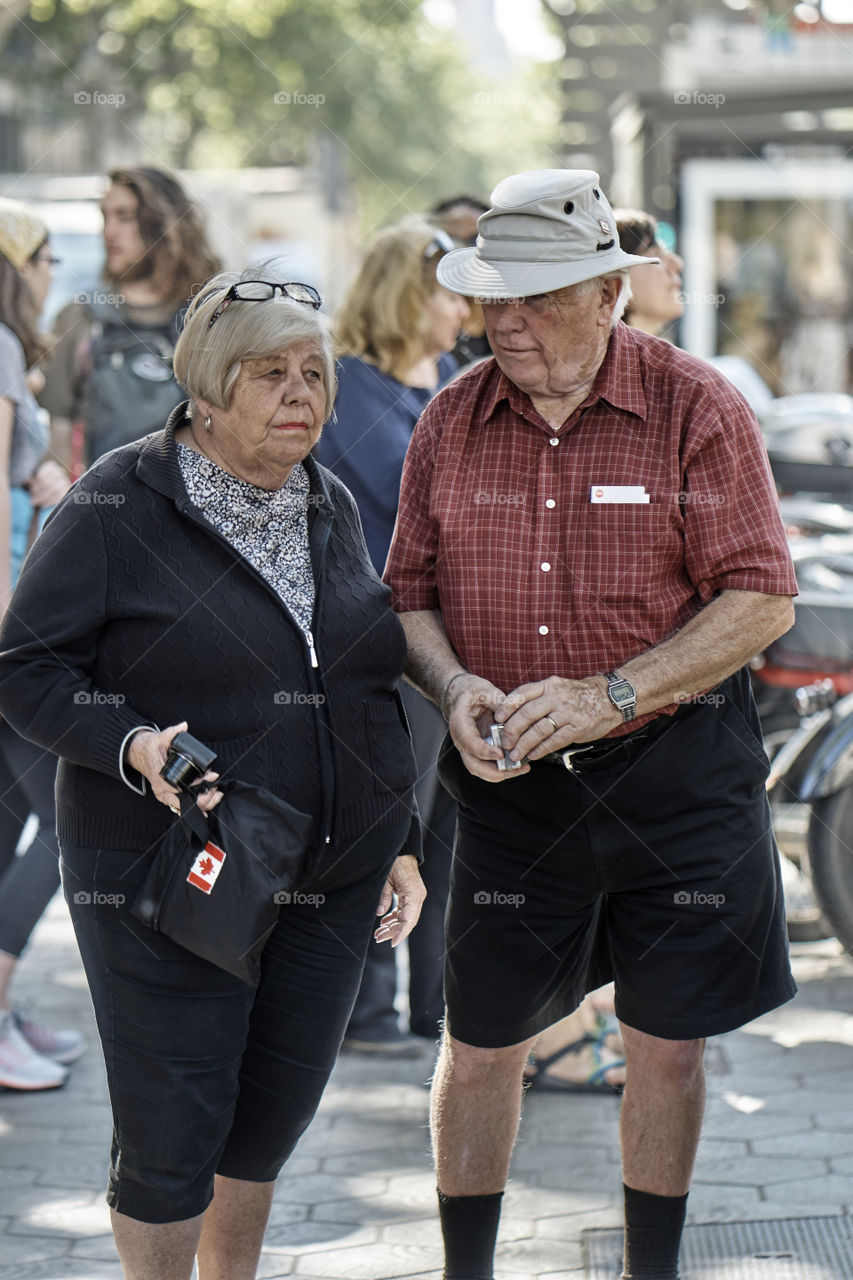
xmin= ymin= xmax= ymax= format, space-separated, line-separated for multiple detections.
xmin=436 ymin=245 xmax=659 ymax=299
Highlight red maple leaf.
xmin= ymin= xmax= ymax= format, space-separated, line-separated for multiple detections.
xmin=198 ymin=856 xmax=214 ymax=878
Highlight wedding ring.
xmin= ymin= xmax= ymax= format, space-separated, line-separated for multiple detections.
xmin=544 ymin=715 xmax=559 ymax=733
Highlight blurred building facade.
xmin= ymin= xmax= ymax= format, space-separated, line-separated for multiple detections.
xmin=542 ymin=0 xmax=853 ymax=394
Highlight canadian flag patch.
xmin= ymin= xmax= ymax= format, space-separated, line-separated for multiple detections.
xmin=187 ymin=841 xmax=227 ymax=894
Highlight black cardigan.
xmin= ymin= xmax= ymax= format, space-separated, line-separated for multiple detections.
xmin=0 ymin=406 xmax=420 ymax=866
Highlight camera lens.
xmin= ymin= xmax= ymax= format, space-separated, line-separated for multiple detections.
xmin=160 ymin=750 xmax=200 ymax=791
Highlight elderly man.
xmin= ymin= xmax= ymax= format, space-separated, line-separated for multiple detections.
xmin=384 ymin=170 xmax=797 ymax=1280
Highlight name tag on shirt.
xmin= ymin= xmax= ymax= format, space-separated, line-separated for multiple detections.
xmin=590 ymin=485 xmax=650 ymax=504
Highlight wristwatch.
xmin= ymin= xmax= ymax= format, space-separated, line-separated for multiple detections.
xmin=604 ymin=671 xmax=637 ymax=723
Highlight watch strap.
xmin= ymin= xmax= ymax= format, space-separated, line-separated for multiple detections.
xmin=604 ymin=670 xmax=637 ymax=722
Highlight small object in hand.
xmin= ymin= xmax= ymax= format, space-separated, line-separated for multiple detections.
xmin=488 ymin=723 xmax=524 ymax=772
xmin=160 ymin=731 xmax=218 ymax=793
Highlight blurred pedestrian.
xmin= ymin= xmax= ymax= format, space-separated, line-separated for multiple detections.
xmin=317 ymin=219 xmax=468 ymax=1053
xmin=385 ymin=168 xmax=797 ymax=1280
xmin=0 ymin=266 xmax=425 ymax=1278
xmin=431 ymin=195 xmax=492 ymax=368
xmin=615 ymin=208 xmax=684 ymax=337
xmin=41 ymin=166 xmax=221 ymax=471
xmin=0 ymin=196 xmax=79 ymax=1091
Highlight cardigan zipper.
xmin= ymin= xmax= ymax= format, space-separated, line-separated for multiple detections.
xmin=175 ymin=498 xmax=337 ymax=855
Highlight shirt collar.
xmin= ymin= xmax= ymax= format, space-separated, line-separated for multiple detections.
xmin=482 ymin=319 xmax=648 ymax=427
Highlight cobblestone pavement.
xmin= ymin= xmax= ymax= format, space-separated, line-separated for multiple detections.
xmin=2 ymin=895 xmax=853 ymax=1279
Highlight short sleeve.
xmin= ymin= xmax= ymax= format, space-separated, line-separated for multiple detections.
xmin=680 ymin=382 xmax=798 ymax=601
xmin=0 ymin=325 xmax=29 ymax=408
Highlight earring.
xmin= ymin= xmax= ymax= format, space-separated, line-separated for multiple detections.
xmin=203 ymin=415 xmax=212 ymax=431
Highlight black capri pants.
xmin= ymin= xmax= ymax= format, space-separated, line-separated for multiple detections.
xmin=61 ymin=819 xmax=408 ymax=1224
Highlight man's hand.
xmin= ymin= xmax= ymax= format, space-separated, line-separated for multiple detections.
xmin=373 ymin=855 xmax=427 ymax=948
xmin=126 ymin=721 xmax=223 ymax=815
xmin=494 ymin=676 xmax=621 ymax=763
xmin=446 ymin=672 xmax=532 ymax=782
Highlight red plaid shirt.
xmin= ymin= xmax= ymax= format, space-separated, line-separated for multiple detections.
xmin=385 ymin=322 xmax=797 ymax=729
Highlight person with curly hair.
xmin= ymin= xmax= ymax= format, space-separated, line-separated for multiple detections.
xmin=41 ymin=166 xmax=222 ymax=470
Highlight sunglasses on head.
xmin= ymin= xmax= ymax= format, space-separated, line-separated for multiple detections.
xmin=207 ymin=280 xmax=323 ymax=329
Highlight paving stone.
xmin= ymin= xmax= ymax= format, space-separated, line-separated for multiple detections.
xmin=291 ymin=1240 xmax=444 ymax=1278
xmin=758 ymin=1174 xmax=853 ymax=1207
xmin=273 ymin=1171 xmax=387 ymax=1205
xmin=0 ymin=1232 xmax=71 ymax=1264
xmin=263 ymin=1220 xmax=379 ymax=1249
xmin=68 ymin=1233 xmax=120 ymax=1260
xmin=6 ymin=1196 xmax=110 ymax=1237
xmin=0 ymin=1262 xmax=122 ymax=1279
xmin=752 ymin=1128 xmax=853 ymax=1159
xmin=495 ymin=1235 xmax=582 ymax=1272
xmin=691 ymin=1155 xmax=828 ymax=1186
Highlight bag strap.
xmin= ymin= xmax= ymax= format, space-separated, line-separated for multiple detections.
xmin=178 ymin=793 xmax=212 ymax=847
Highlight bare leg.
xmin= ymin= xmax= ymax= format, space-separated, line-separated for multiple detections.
xmin=0 ymin=950 xmax=16 ymax=1008
xmin=431 ymin=1031 xmax=534 ymax=1194
xmin=620 ymin=1025 xmax=705 ymax=1195
xmin=196 ymin=1174 xmax=275 ymax=1280
xmin=111 ymin=1208 xmax=203 ymax=1280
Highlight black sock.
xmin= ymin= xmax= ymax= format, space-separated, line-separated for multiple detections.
xmin=622 ymin=1183 xmax=687 ymax=1279
xmin=438 ymin=1189 xmax=504 ymax=1280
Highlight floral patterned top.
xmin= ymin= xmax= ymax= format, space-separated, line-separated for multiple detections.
xmin=176 ymin=443 xmax=315 ymax=634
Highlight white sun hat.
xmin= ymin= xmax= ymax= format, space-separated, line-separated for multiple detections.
xmin=436 ymin=169 xmax=659 ymax=300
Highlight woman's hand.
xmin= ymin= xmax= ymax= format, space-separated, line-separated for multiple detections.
xmin=373 ymin=855 xmax=426 ymax=948
xmin=28 ymin=459 xmax=71 ymax=509
xmin=126 ymin=721 xmax=223 ymax=815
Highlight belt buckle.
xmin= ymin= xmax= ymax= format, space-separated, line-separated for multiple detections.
xmin=557 ymin=745 xmax=595 ymax=772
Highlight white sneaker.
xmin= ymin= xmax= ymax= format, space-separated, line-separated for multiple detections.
xmin=0 ymin=1011 xmax=68 ymax=1090
xmin=13 ymin=1009 xmax=85 ymax=1065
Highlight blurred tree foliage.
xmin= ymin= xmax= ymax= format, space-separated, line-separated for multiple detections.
xmin=10 ymin=0 xmax=559 ymax=223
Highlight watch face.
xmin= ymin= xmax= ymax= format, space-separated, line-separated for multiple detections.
xmin=607 ymin=677 xmax=635 ymax=707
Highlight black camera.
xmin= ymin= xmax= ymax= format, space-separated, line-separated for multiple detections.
xmin=160 ymin=731 xmax=218 ymax=792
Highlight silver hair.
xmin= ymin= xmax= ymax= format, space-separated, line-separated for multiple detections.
xmin=173 ymin=264 xmax=337 ymax=420
xmin=571 ymin=270 xmax=632 ymax=326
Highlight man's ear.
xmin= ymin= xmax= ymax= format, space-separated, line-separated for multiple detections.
xmin=597 ymin=275 xmax=622 ymax=327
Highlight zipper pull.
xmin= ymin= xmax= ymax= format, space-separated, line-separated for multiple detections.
xmin=306 ymin=628 xmax=319 ymax=669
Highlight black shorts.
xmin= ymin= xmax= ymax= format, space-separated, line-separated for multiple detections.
xmin=61 ymin=820 xmax=408 ymax=1224
xmin=438 ymin=668 xmax=796 ymax=1048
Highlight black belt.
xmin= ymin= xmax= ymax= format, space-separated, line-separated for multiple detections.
xmin=540 ymin=711 xmax=677 ymax=773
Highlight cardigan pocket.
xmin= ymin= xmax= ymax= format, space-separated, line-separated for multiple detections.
xmin=363 ymin=695 xmax=418 ymax=795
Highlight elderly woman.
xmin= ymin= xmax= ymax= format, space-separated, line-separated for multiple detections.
xmin=0 ymin=269 xmax=425 ymax=1280
xmin=316 ymin=219 xmax=468 ymax=1054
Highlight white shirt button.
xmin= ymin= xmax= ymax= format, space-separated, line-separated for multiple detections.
xmin=545 ymin=499 xmax=556 ymax=509
xmin=549 ymin=437 xmax=560 ymax=446
xmin=538 ymin=625 xmax=549 ymax=635
xmin=541 ymin=562 xmax=551 ymax=572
